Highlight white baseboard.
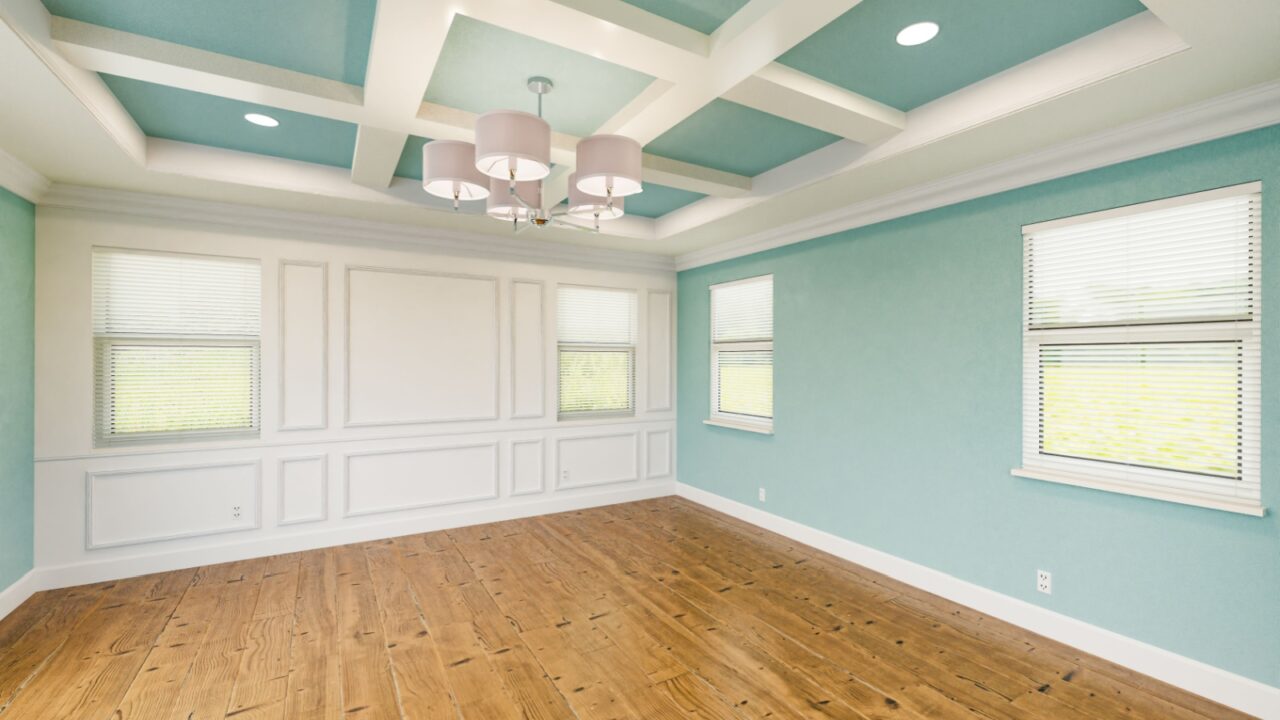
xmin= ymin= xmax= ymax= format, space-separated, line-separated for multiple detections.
xmin=675 ymin=482 xmax=1280 ymax=720
xmin=0 ymin=569 xmax=39 ymax=623
xmin=9 ymin=482 xmax=673 ymax=606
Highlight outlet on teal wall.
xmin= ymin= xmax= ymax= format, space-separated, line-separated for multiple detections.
xmin=677 ymin=124 xmax=1280 ymax=686
xmin=0 ymin=187 xmax=35 ymax=593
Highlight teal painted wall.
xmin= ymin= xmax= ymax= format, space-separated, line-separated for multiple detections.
xmin=677 ymin=124 xmax=1280 ymax=686
xmin=0 ymin=187 xmax=35 ymax=593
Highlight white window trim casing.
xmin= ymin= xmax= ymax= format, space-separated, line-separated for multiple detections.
xmin=1014 ymin=182 xmax=1263 ymax=516
xmin=708 ymin=274 xmax=774 ymax=435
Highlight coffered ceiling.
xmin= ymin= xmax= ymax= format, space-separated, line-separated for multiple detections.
xmin=0 ymin=0 xmax=1277 ymax=264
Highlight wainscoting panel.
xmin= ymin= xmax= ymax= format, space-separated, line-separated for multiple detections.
xmin=279 ymin=261 xmax=328 ymax=430
xmin=278 ymin=455 xmax=328 ymax=526
xmin=346 ymin=267 xmax=499 ymax=427
xmin=511 ymin=280 xmax=545 ymax=419
xmin=556 ymin=432 xmax=640 ymax=490
xmin=647 ymin=290 xmax=673 ymax=412
xmin=87 ymin=461 xmax=261 ymax=549
xmin=645 ymin=429 xmax=672 ymax=479
xmin=345 ymin=443 xmax=500 ymax=517
xmin=511 ymin=438 xmax=545 ymax=496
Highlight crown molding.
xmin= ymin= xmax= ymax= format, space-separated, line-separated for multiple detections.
xmin=676 ymin=79 xmax=1280 ymax=271
xmin=0 ymin=146 xmax=51 ymax=203
xmin=38 ymin=185 xmax=676 ymax=275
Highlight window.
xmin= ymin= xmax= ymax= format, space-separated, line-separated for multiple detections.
xmin=1015 ymin=183 xmax=1261 ymax=515
xmin=708 ymin=274 xmax=773 ymax=433
xmin=93 ymin=249 xmax=262 ymax=446
xmin=557 ymin=285 xmax=637 ymax=417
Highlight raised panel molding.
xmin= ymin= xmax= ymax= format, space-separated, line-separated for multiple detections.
xmin=646 ymin=290 xmax=673 ymax=412
xmin=511 ymin=438 xmax=545 ymax=496
xmin=278 ymin=454 xmax=328 ymax=526
xmin=510 ymin=279 xmax=546 ymax=419
xmin=343 ymin=443 xmax=500 ymax=518
xmin=555 ymin=432 xmax=640 ymax=491
xmin=279 ymin=260 xmax=328 ymax=431
xmin=345 ymin=266 xmax=499 ymax=427
xmin=645 ymin=429 xmax=672 ymax=479
xmin=86 ymin=461 xmax=262 ymax=549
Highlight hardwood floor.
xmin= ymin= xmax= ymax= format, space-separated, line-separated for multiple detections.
xmin=0 ymin=497 xmax=1251 ymax=719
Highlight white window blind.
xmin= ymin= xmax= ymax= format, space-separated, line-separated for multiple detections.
xmin=710 ymin=275 xmax=773 ymax=431
xmin=93 ymin=249 xmax=262 ymax=446
xmin=1016 ymin=183 xmax=1261 ymax=515
xmin=557 ymin=286 xmax=637 ymax=417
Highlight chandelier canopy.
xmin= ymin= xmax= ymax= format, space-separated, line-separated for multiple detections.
xmin=420 ymin=76 xmax=642 ymax=231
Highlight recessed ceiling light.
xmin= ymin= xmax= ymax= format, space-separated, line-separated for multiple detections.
xmin=896 ymin=21 xmax=939 ymax=46
xmin=243 ymin=113 xmax=279 ymax=128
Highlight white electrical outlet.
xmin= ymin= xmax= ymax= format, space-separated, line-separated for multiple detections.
xmin=758 ymin=487 xmax=766 ymax=502
xmin=1036 ymin=570 xmax=1052 ymax=595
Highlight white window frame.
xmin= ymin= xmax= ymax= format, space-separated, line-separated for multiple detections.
xmin=92 ymin=248 xmax=262 ymax=447
xmin=1013 ymin=183 xmax=1263 ymax=516
xmin=555 ymin=284 xmax=637 ymax=420
xmin=706 ymin=274 xmax=774 ymax=435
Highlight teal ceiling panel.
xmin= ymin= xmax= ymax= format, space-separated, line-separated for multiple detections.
xmin=778 ymin=0 xmax=1147 ymax=111
xmin=626 ymin=183 xmax=704 ymax=218
xmin=42 ymin=0 xmax=376 ymax=85
xmin=619 ymin=0 xmax=751 ymax=35
xmin=424 ymin=16 xmax=655 ymax=139
xmin=645 ymin=99 xmax=840 ymax=177
xmin=102 ymin=75 xmax=358 ymax=169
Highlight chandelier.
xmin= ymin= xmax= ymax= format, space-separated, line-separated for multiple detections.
xmin=420 ymin=76 xmax=641 ymax=231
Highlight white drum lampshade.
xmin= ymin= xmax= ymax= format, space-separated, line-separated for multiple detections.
xmin=422 ymin=140 xmax=489 ymax=203
xmin=486 ymin=177 xmax=542 ymax=220
xmin=575 ymin=134 xmax=642 ymax=198
xmin=567 ymin=172 xmax=624 ymax=220
xmin=474 ymin=110 xmax=552 ymax=182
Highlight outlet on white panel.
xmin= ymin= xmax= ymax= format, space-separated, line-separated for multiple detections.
xmin=758 ymin=487 xmax=766 ymax=502
xmin=1037 ymin=570 xmax=1052 ymax=595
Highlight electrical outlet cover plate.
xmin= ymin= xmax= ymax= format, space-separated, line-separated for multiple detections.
xmin=1037 ymin=570 xmax=1052 ymax=594
xmin=758 ymin=487 xmax=766 ymax=502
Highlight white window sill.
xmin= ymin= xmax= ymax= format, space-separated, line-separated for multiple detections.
xmin=704 ymin=418 xmax=773 ymax=435
xmin=1012 ymin=467 xmax=1265 ymax=517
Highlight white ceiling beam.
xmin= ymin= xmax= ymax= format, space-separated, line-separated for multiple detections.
xmin=723 ymin=63 xmax=905 ymax=143
xmin=612 ymin=0 xmax=864 ymax=145
xmin=351 ymin=127 xmax=409 ymax=189
xmin=352 ymin=0 xmax=455 ymax=188
xmin=0 ymin=3 xmax=146 ymax=165
xmin=454 ymin=0 xmax=707 ymax=82
xmin=51 ymin=17 xmax=365 ymax=121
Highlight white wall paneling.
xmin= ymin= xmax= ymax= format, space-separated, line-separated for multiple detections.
xmin=345 ymin=266 xmax=499 ymax=427
xmin=86 ymin=461 xmax=261 ymax=549
xmin=556 ymin=432 xmax=640 ymax=491
xmin=511 ymin=438 xmax=546 ymax=496
xmin=278 ymin=454 xmax=328 ymax=526
xmin=279 ymin=260 xmax=328 ymax=430
xmin=645 ymin=429 xmax=673 ymax=479
xmin=646 ymin=290 xmax=673 ymax=412
xmin=344 ymin=443 xmax=500 ymax=518
xmin=31 ymin=204 xmax=675 ymax=592
xmin=510 ymin=279 xmax=546 ymax=419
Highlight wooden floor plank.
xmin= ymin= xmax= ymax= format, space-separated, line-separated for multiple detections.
xmin=0 ymin=500 xmax=1252 ymax=720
